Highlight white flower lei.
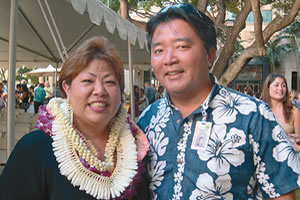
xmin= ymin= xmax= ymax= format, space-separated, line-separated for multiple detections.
xmin=47 ymin=98 xmax=138 ymax=199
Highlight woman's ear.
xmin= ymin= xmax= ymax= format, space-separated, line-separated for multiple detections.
xmin=62 ymin=80 xmax=71 ymax=100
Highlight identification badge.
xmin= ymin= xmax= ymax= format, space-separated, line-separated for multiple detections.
xmin=191 ymin=121 xmax=212 ymax=151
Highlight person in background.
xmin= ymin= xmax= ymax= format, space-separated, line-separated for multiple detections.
xmin=15 ymin=83 xmax=22 ymax=109
xmin=128 ymin=85 xmax=141 ymax=120
xmin=290 ymin=89 xmax=300 ymax=108
xmin=155 ymin=85 xmax=165 ymax=101
xmin=52 ymin=83 xmax=61 ymax=98
xmin=0 ymin=82 xmax=7 ymax=109
xmin=0 ymin=36 xmax=150 ymax=199
xmin=2 ymin=80 xmax=8 ymax=95
xmin=144 ymin=81 xmax=155 ymax=104
xmin=19 ymin=84 xmax=30 ymax=112
xmin=243 ymin=85 xmax=253 ymax=96
xmin=33 ymin=83 xmax=46 ymax=114
xmin=296 ymin=92 xmax=300 ymax=106
xmin=261 ymin=73 xmax=300 ymax=152
xmin=29 ymin=85 xmax=35 ymax=103
xmin=138 ymin=88 xmax=149 ymax=112
xmin=137 ymin=3 xmax=299 ymax=199
xmin=44 ymin=81 xmax=53 ymax=103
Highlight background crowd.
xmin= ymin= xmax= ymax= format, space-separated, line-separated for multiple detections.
xmin=0 ymin=79 xmax=61 ymax=113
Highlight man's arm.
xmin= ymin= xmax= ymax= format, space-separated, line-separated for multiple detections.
xmin=268 ymin=191 xmax=295 ymax=200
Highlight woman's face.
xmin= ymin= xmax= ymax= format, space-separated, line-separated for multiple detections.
xmin=269 ymin=77 xmax=287 ymax=102
xmin=63 ymin=59 xmax=122 ymax=130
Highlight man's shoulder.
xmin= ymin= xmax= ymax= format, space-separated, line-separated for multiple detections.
xmin=138 ymin=98 xmax=169 ymax=128
xmin=212 ymin=85 xmax=263 ymax=108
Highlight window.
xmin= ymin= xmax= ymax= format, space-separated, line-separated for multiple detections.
xmin=246 ymin=10 xmax=272 ymax=23
xmin=291 ymin=71 xmax=298 ymax=91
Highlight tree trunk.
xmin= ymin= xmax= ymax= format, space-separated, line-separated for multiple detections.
xmin=219 ymin=0 xmax=300 ymax=86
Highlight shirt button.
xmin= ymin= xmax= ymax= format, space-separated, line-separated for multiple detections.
xmin=179 ymin=138 xmax=184 ymax=143
xmin=177 ymin=159 xmax=182 ymax=164
xmin=176 ymin=120 xmax=180 ymax=124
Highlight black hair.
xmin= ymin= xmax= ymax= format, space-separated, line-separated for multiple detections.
xmin=146 ymin=3 xmax=216 ymax=53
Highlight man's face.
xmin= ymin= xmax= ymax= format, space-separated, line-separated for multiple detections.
xmin=150 ymin=19 xmax=215 ymax=98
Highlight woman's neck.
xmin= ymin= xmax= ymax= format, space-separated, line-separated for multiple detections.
xmin=270 ymin=99 xmax=284 ymax=110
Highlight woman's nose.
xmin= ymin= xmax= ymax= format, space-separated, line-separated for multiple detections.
xmin=92 ymin=81 xmax=107 ymax=96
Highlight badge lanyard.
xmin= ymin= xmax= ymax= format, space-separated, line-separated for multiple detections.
xmin=191 ymin=94 xmax=212 ymax=151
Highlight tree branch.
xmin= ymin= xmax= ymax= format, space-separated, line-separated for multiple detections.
xmin=197 ymin=0 xmax=208 ymax=12
xmin=212 ymin=0 xmax=252 ymax=78
xmin=220 ymin=0 xmax=300 ymax=86
xmin=251 ymin=0 xmax=265 ymax=56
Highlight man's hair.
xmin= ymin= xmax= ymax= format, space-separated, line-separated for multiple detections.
xmin=146 ymin=3 xmax=217 ymax=53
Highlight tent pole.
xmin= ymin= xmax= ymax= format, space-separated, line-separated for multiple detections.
xmin=44 ymin=0 xmax=68 ymax=58
xmin=128 ymin=40 xmax=135 ymax=122
xmin=37 ymin=0 xmax=65 ymax=63
xmin=7 ymin=0 xmax=18 ymax=158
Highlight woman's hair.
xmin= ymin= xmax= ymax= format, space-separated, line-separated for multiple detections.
xmin=59 ymin=36 xmax=124 ymax=98
xmin=260 ymin=73 xmax=293 ymax=121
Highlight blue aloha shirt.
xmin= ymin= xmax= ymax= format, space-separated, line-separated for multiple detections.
xmin=137 ymin=80 xmax=300 ymax=200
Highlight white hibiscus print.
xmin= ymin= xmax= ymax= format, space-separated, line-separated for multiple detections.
xmin=147 ymin=100 xmax=171 ymax=193
xmin=211 ymin=88 xmax=257 ymax=124
xmin=190 ymin=173 xmax=233 ymax=200
xmin=247 ymin=176 xmax=263 ymax=200
xmin=258 ymin=103 xmax=275 ymax=121
xmin=272 ymin=125 xmax=300 ymax=174
xmin=198 ymin=124 xmax=246 ymax=175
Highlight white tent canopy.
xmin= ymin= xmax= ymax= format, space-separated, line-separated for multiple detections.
xmin=2 ymin=0 xmax=150 ymax=158
xmin=0 ymin=0 xmax=150 ymax=70
xmin=25 ymin=64 xmax=60 ymax=77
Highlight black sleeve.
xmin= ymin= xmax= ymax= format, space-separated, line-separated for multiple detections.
xmin=0 ymin=131 xmax=46 ymax=200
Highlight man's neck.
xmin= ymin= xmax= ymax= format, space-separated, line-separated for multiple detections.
xmin=169 ymin=82 xmax=213 ymax=119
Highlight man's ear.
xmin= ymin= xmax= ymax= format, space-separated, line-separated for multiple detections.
xmin=62 ymin=80 xmax=71 ymax=100
xmin=207 ymin=48 xmax=216 ymax=68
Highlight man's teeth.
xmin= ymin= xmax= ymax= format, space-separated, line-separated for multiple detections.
xmin=168 ymin=71 xmax=180 ymax=75
xmin=90 ymin=102 xmax=107 ymax=107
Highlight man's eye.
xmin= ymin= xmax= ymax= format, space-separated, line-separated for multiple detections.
xmin=153 ymin=49 xmax=163 ymax=54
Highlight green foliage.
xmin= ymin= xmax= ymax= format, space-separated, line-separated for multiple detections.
xmin=272 ymin=0 xmax=296 ymax=14
xmin=99 ymin=0 xmax=120 ymax=12
xmin=16 ymin=66 xmax=38 ymax=84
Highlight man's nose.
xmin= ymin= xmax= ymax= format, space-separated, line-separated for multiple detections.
xmin=163 ymin=48 xmax=178 ymax=66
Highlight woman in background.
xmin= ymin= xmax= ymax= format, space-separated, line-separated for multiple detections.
xmin=261 ymin=73 xmax=300 ymax=151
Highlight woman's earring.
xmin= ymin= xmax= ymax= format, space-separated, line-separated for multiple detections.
xmin=66 ymin=99 xmax=73 ymax=125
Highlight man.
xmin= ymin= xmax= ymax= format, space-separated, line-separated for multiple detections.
xmin=138 ymin=3 xmax=299 ymax=199
xmin=144 ymin=81 xmax=155 ymax=104
xmin=33 ymin=83 xmax=46 ymax=113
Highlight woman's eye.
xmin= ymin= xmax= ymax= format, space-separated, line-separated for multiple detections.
xmin=83 ymin=79 xmax=93 ymax=83
xmin=105 ymin=80 xmax=117 ymax=85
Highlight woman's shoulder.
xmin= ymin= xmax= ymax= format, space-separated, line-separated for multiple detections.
xmin=17 ymin=129 xmax=52 ymax=148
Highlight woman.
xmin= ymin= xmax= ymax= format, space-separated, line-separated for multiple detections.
xmin=138 ymin=88 xmax=149 ymax=112
xmin=128 ymin=85 xmax=141 ymax=120
xmin=261 ymin=73 xmax=300 ymax=151
xmin=20 ymin=84 xmax=30 ymax=112
xmin=0 ymin=37 xmax=150 ymax=199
